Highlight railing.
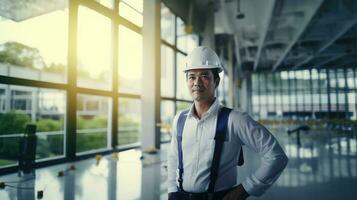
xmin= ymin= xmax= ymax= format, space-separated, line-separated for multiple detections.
xmin=287 ymin=125 xmax=310 ymax=146
xmin=0 ymin=127 xmax=139 ymax=139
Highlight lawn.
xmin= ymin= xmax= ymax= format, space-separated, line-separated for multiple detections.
xmin=0 ymin=159 xmax=16 ymax=166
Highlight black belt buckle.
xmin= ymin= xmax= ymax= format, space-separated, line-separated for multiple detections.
xmin=186 ymin=192 xmax=209 ymax=200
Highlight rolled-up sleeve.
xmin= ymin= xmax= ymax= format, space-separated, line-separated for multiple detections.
xmin=167 ymin=114 xmax=179 ymax=193
xmin=235 ymin=112 xmax=288 ymax=196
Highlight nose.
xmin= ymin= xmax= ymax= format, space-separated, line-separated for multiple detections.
xmin=193 ymin=76 xmax=202 ymax=86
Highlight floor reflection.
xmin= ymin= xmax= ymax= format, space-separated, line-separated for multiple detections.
xmin=1 ymin=128 xmax=357 ymax=199
xmin=245 ymin=127 xmax=357 ymax=200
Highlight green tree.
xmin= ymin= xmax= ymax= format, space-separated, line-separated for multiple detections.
xmin=0 ymin=41 xmax=44 ymax=69
xmin=0 ymin=112 xmax=31 ymax=160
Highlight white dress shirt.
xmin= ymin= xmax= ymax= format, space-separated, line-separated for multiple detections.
xmin=167 ymin=99 xmax=288 ymax=196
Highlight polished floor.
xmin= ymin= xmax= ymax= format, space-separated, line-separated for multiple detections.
xmin=1 ymin=127 xmax=357 ymax=200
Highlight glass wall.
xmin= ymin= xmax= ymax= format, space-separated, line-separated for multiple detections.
xmin=118 ymin=97 xmax=141 ymax=146
xmin=77 ymin=6 xmax=112 ymax=90
xmin=118 ymin=25 xmax=142 ymax=95
xmin=76 ymin=94 xmax=111 ymax=153
xmin=252 ymin=67 xmax=357 ymax=121
xmin=160 ymin=3 xmax=198 ymax=142
xmin=0 ymin=7 xmax=68 ymax=83
xmin=0 ymin=85 xmax=65 ymax=166
xmin=0 ymin=0 xmax=143 ymax=169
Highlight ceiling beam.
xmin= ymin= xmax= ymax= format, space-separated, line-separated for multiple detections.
xmin=314 ymin=53 xmax=346 ymax=68
xmin=325 ymin=56 xmax=357 ymax=69
xmin=253 ymin=0 xmax=276 ymax=71
xmin=272 ymin=0 xmax=324 ymax=71
xmin=293 ymin=17 xmax=357 ymax=70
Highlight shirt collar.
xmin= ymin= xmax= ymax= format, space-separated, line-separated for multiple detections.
xmin=188 ymin=98 xmax=221 ymax=119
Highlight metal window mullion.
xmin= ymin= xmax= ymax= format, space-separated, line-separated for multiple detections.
xmin=111 ymin=0 xmax=120 ymax=148
xmin=66 ymin=0 xmax=79 ymax=159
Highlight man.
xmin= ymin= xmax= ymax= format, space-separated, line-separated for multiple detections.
xmin=167 ymin=46 xmax=288 ymax=200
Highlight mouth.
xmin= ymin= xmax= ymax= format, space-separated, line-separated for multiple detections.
xmin=192 ymin=90 xmax=204 ymax=93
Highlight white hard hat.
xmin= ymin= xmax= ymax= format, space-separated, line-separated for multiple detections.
xmin=184 ymin=46 xmax=223 ymax=73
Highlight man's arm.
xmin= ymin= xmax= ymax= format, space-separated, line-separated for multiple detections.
xmin=234 ymin=112 xmax=288 ymax=196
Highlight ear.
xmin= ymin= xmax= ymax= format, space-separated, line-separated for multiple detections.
xmin=215 ymin=78 xmax=220 ymax=88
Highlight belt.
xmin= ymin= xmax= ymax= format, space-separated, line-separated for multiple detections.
xmin=171 ymin=188 xmax=232 ymax=200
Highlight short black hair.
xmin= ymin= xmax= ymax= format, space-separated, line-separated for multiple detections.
xmin=211 ymin=69 xmax=220 ymax=80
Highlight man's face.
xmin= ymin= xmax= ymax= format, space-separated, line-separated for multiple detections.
xmin=186 ymin=69 xmax=217 ymax=102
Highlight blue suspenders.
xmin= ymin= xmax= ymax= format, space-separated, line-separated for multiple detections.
xmin=176 ymin=107 xmax=243 ymax=193
xmin=176 ymin=110 xmax=188 ymax=191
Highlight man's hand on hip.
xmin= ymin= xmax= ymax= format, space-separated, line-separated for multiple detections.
xmin=223 ymin=184 xmax=249 ymax=200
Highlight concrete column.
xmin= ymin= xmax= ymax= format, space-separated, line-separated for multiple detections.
xmin=142 ymin=0 xmax=161 ymax=150
xmin=239 ymin=74 xmax=252 ymax=114
xmin=234 ymin=67 xmax=241 ymax=109
xmin=141 ymin=154 xmax=161 ymax=200
xmin=227 ymin=42 xmax=234 ymax=108
xmin=201 ymin=5 xmax=215 ymax=49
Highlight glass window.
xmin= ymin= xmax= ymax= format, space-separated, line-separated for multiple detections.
xmin=328 ymin=69 xmax=337 ymax=111
xmin=175 ymin=16 xmax=199 ymax=53
xmin=347 ymin=69 xmax=355 ymax=119
xmin=274 ymin=74 xmax=282 ymax=114
xmin=119 ymin=0 xmax=143 ymax=27
xmin=0 ymin=8 xmax=68 ymax=83
xmin=118 ymin=97 xmax=141 ymax=146
xmin=252 ymin=74 xmax=260 ymax=115
xmin=289 ymin=71 xmax=296 ymax=111
xmin=0 ymin=84 xmax=65 ymax=167
xmin=77 ymin=6 xmax=112 ymax=90
xmin=161 ymin=4 xmax=175 ymax=45
xmin=118 ymin=25 xmax=142 ymax=94
xmin=176 ymin=53 xmax=191 ymax=100
xmin=176 ymin=17 xmax=186 ymax=51
xmin=76 ymin=94 xmax=111 ymax=153
xmin=178 ymin=34 xmax=199 ymax=54
xmin=337 ymin=69 xmax=346 ymax=112
xmin=160 ymin=100 xmax=175 ymax=142
xmin=176 ymin=101 xmax=192 ymax=114
xmin=161 ymin=45 xmax=175 ymax=97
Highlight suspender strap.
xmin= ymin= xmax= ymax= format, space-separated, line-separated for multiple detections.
xmin=207 ymin=107 xmax=232 ymax=193
xmin=176 ymin=110 xmax=188 ymax=191
xmin=238 ymin=146 xmax=244 ymax=166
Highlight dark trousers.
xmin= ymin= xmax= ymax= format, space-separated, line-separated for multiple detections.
xmin=169 ymin=188 xmax=232 ymax=200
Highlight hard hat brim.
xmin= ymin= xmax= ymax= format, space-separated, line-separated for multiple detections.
xmin=183 ymin=66 xmax=223 ymax=73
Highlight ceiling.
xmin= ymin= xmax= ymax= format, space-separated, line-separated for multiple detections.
xmin=195 ymin=0 xmax=357 ymax=72
xmin=0 ymin=0 xmax=67 ymax=22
